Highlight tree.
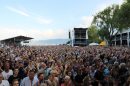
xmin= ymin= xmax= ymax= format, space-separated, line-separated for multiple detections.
xmin=88 ymin=25 xmax=102 ymax=44
xmin=92 ymin=4 xmax=128 ymax=46
xmin=119 ymin=0 xmax=130 ymax=29
xmin=66 ymin=41 xmax=70 ymax=44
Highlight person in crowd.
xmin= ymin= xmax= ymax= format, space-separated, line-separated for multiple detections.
xmin=64 ymin=64 xmax=74 ymax=85
xmin=2 ymin=63 xmax=13 ymax=80
xmin=12 ymin=79 xmax=19 ymax=86
xmin=72 ymin=66 xmax=78 ymax=79
xmin=104 ymin=64 xmax=112 ymax=76
xmin=118 ymin=63 xmax=128 ymax=85
xmin=38 ymin=63 xmax=48 ymax=80
xmin=75 ymin=67 xmax=84 ymax=86
xmin=83 ymin=76 xmax=92 ymax=86
xmin=20 ymin=70 xmax=39 ymax=86
xmin=17 ymin=61 xmax=27 ymax=78
xmin=1 ymin=45 xmax=130 ymax=86
xmin=94 ymin=64 xmax=105 ymax=86
xmin=61 ymin=76 xmax=71 ymax=86
xmin=0 ymin=73 xmax=10 ymax=86
xmin=35 ymin=73 xmax=52 ymax=86
xmin=0 ymin=61 xmax=3 ymax=73
xmin=48 ymin=70 xmax=59 ymax=86
xmin=90 ymin=65 xmax=96 ymax=83
xmin=111 ymin=69 xmax=120 ymax=85
xmin=8 ymin=68 xmax=23 ymax=86
xmin=10 ymin=61 xmax=16 ymax=70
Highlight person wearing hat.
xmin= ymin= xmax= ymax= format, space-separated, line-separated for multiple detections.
xmin=17 ymin=61 xmax=26 ymax=78
xmin=73 ymin=66 xmax=78 ymax=79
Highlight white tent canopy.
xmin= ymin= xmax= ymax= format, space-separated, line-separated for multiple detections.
xmin=89 ymin=43 xmax=99 ymax=46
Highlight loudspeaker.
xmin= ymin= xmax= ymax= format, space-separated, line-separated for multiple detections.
xmin=69 ymin=31 xmax=70 ymax=38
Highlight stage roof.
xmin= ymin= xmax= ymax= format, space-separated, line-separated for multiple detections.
xmin=74 ymin=28 xmax=88 ymax=30
xmin=1 ymin=35 xmax=33 ymax=42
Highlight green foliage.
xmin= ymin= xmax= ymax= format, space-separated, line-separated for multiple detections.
xmin=119 ymin=0 xmax=130 ymax=29
xmin=88 ymin=25 xmax=102 ymax=44
xmin=92 ymin=4 xmax=128 ymax=46
xmin=66 ymin=41 xmax=70 ymax=44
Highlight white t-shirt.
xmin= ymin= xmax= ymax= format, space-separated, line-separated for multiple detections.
xmin=15 ymin=57 xmax=21 ymax=61
xmin=2 ymin=70 xmax=13 ymax=80
xmin=0 ymin=80 xmax=9 ymax=86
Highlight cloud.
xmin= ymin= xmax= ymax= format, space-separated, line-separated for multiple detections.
xmin=5 ymin=6 xmax=53 ymax=24
xmin=95 ymin=0 xmax=124 ymax=12
xmin=36 ymin=17 xmax=52 ymax=24
xmin=117 ymin=0 xmax=124 ymax=5
xmin=0 ymin=27 xmax=68 ymax=40
xmin=77 ymin=16 xmax=93 ymax=28
xmin=77 ymin=0 xmax=124 ymax=28
xmin=6 ymin=6 xmax=30 ymax=17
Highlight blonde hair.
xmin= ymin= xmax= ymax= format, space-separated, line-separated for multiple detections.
xmin=119 ymin=63 xmax=125 ymax=68
xmin=64 ymin=76 xmax=70 ymax=80
xmin=83 ymin=76 xmax=90 ymax=86
xmin=50 ymin=70 xmax=56 ymax=74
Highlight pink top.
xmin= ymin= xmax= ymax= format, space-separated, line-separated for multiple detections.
xmin=61 ymin=84 xmax=71 ymax=86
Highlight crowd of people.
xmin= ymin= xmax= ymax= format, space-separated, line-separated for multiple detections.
xmin=0 ymin=45 xmax=130 ymax=86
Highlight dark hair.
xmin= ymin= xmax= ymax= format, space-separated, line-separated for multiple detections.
xmin=12 ymin=79 xmax=19 ymax=85
xmin=38 ymin=73 xmax=44 ymax=78
xmin=13 ymin=68 xmax=18 ymax=71
xmin=67 ymin=70 xmax=74 ymax=82
xmin=29 ymin=70 xmax=35 ymax=73
xmin=111 ymin=70 xmax=119 ymax=78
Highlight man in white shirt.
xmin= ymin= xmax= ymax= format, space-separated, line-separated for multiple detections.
xmin=0 ymin=73 xmax=10 ymax=86
xmin=2 ymin=63 xmax=13 ymax=80
xmin=20 ymin=70 xmax=39 ymax=86
xmin=90 ymin=66 xmax=96 ymax=83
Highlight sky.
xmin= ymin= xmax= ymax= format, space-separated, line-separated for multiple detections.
xmin=0 ymin=0 xmax=124 ymax=40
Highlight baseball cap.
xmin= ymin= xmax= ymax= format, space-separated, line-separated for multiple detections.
xmin=19 ymin=61 xmax=22 ymax=63
xmin=74 ymin=66 xmax=78 ymax=69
